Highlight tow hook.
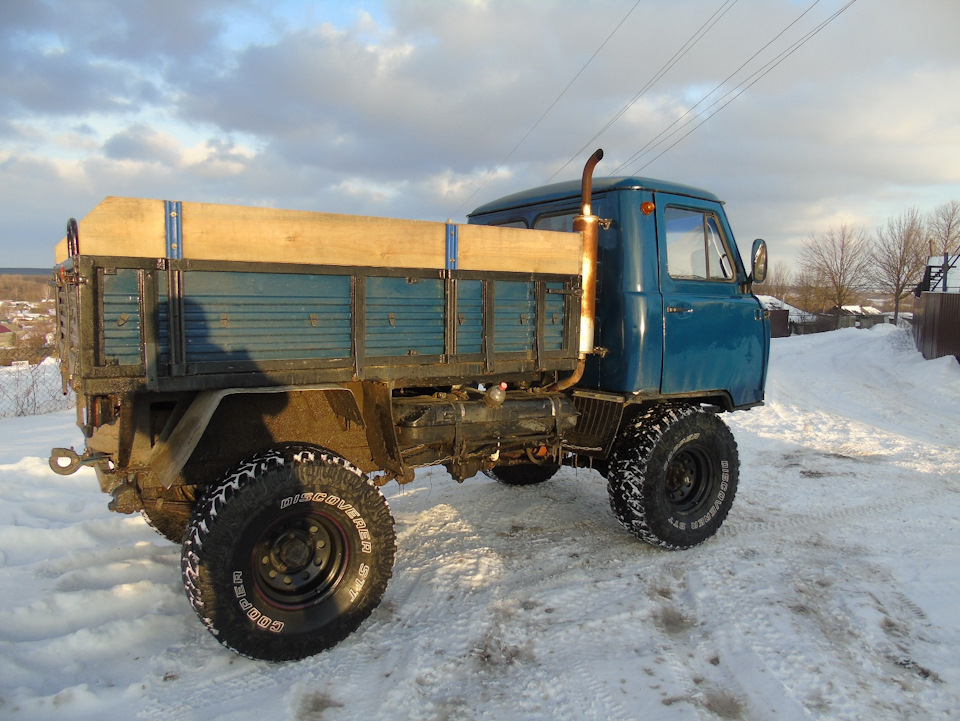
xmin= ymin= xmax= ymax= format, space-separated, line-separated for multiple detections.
xmin=49 ymin=447 xmax=107 ymax=475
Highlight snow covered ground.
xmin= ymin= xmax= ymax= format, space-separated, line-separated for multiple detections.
xmin=1 ymin=325 xmax=958 ymax=720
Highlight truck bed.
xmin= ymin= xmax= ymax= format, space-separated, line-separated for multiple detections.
xmin=56 ymin=198 xmax=584 ymax=395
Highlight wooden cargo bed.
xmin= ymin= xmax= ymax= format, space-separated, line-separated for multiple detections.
xmin=56 ymin=198 xmax=584 ymax=394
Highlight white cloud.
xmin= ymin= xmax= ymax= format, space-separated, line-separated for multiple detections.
xmin=0 ymin=0 xmax=958 ymax=269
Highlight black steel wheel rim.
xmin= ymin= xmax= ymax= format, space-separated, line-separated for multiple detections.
xmin=252 ymin=511 xmax=348 ymax=610
xmin=664 ymin=446 xmax=713 ymax=514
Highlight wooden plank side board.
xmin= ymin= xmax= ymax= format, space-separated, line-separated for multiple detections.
xmin=56 ymin=197 xmax=167 ymax=263
xmin=182 ymin=201 xmax=447 ymax=269
xmin=457 ymin=224 xmax=582 ymax=276
xmin=85 ymin=197 xmax=167 ymax=258
xmin=54 ymin=197 xmax=584 ymax=275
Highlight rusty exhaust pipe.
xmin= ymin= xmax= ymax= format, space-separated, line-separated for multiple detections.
xmin=554 ymin=148 xmax=603 ymax=391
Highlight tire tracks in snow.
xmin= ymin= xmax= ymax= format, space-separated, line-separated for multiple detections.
xmin=694 ymin=543 xmax=959 ymax=719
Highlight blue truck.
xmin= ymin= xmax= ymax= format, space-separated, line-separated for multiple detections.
xmin=50 ymin=150 xmax=769 ymax=661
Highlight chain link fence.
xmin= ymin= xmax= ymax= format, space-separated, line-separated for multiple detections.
xmin=0 ymin=347 xmax=75 ymax=418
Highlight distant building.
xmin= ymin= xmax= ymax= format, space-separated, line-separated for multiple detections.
xmin=837 ymin=305 xmax=884 ymax=317
xmin=755 ymin=297 xmax=891 ymax=335
xmin=832 ymin=305 xmax=887 ymax=329
xmin=756 ymin=295 xmax=815 ymax=337
xmin=0 ymin=324 xmax=16 ymax=348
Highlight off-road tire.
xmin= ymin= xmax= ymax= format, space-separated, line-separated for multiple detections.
xmin=140 ymin=485 xmax=197 ymax=543
xmin=140 ymin=505 xmax=190 ymax=544
xmin=484 ymin=463 xmax=560 ymax=486
xmin=181 ymin=444 xmax=396 ymax=661
xmin=607 ymin=404 xmax=739 ymax=549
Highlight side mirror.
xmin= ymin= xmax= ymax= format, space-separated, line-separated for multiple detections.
xmin=750 ymin=238 xmax=768 ymax=284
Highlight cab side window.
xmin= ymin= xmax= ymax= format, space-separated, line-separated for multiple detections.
xmin=534 ymin=213 xmax=576 ymax=232
xmin=664 ymin=206 xmax=735 ymax=282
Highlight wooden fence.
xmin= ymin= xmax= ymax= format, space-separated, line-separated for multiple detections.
xmin=913 ymin=292 xmax=960 ymax=360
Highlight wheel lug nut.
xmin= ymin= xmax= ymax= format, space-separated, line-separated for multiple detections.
xmin=309 ymin=526 xmax=319 ymax=534
xmin=269 ymin=570 xmax=277 ymax=579
xmin=316 ymin=540 xmax=326 ymax=548
xmin=283 ymin=576 xmax=292 ymax=585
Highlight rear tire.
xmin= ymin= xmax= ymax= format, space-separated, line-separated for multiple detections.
xmin=141 ymin=506 xmax=189 ymax=544
xmin=607 ymin=404 xmax=738 ymax=549
xmin=140 ymin=486 xmax=196 ymax=543
xmin=484 ymin=463 xmax=559 ymax=486
xmin=181 ymin=444 xmax=396 ymax=661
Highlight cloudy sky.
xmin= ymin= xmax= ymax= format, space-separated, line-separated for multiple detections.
xmin=2 ymin=0 xmax=959 ymax=270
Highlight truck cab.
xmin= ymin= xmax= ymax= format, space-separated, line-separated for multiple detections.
xmin=468 ymin=177 xmax=770 ymax=410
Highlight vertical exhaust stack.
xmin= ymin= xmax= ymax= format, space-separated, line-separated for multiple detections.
xmin=555 ymin=148 xmax=603 ymax=391
xmin=575 ymin=148 xmax=603 ymax=358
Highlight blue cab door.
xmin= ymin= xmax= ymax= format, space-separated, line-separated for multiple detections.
xmin=655 ymin=193 xmax=768 ymax=407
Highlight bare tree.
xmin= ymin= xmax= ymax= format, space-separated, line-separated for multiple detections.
xmin=793 ymin=266 xmax=832 ymax=314
xmin=870 ymin=208 xmax=928 ymax=323
xmin=798 ymin=224 xmax=872 ymax=314
xmin=766 ymin=260 xmax=792 ymax=303
xmin=929 ymin=200 xmax=960 ymax=256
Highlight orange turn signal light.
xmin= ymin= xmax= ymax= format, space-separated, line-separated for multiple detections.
xmin=641 ymin=201 xmax=656 ymax=216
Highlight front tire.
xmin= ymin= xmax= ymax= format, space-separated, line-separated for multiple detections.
xmin=181 ymin=445 xmax=396 ymax=661
xmin=607 ymin=404 xmax=739 ymax=549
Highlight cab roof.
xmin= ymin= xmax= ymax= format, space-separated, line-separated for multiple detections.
xmin=468 ymin=176 xmax=722 ymax=218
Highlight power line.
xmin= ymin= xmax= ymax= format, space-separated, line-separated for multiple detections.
xmin=612 ymin=0 xmax=824 ymax=175
xmin=544 ymin=0 xmax=740 ymax=185
xmin=453 ymin=0 xmax=859 ymax=214
xmin=626 ymin=0 xmax=859 ymax=174
xmin=450 ymin=0 xmax=642 ymax=217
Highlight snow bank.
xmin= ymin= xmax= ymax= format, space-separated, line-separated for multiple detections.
xmin=0 ymin=326 xmax=958 ymax=720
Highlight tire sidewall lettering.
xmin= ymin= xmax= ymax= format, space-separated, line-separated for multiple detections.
xmin=662 ymin=433 xmax=732 ymax=533
xmin=225 ymin=476 xmax=379 ymax=634
xmin=233 ymin=575 xmax=286 ymax=633
xmin=279 ymin=493 xmax=374 ymax=554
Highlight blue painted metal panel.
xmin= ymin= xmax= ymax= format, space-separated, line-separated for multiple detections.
xmin=456 ymin=279 xmax=483 ymax=355
xmin=544 ymin=282 xmax=565 ymax=352
xmin=157 ymin=271 xmax=170 ymax=363
xmin=655 ymin=192 xmax=767 ymax=406
xmin=590 ymin=189 xmax=663 ymax=393
xmin=182 ymin=271 xmax=352 ymax=363
xmin=365 ymin=276 xmax=444 ymax=357
xmin=102 ymin=269 xmax=142 ymax=365
xmin=164 ymin=201 xmax=183 ymax=260
xmin=494 ymin=280 xmax=535 ymax=353
xmin=468 ymin=187 xmax=663 ymax=393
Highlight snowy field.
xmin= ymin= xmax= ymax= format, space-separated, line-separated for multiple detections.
xmin=1 ymin=325 xmax=958 ymax=720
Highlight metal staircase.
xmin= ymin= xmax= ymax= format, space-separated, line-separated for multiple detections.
xmin=915 ymin=249 xmax=960 ymax=295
